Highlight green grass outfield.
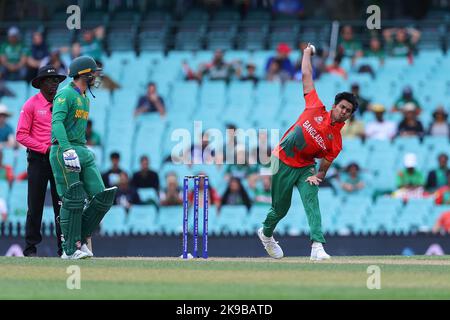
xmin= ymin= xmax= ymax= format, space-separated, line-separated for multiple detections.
xmin=1 ymin=256 xmax=450 ymax=299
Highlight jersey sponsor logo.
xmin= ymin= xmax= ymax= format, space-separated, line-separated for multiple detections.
xmin=302 ymin=120 xmax=327 ymax=151
xmin=75 ymin=109 xmax=89 ymax=120
xmin=76 ymin=97 xmax=82 ymax=106
xmin=314 ymin=116 xmax=323 ymax=124
xmin=37 ymin=109 xmax=47 ymax=116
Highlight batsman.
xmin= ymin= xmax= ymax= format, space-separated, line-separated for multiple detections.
xmin=50 ymin=56 xmax=117 ymax=259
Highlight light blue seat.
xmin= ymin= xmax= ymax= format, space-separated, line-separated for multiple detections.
xmin=399 ymin=198 xmax=434 ymax=229
xmin=335 ymin=199 xmax=369 ymax=233
xmin=200 ymin=82 xmax=226 ymax=110
xmin=42 ymin=206 xmax=57 ymax=237
xmin=157 ymin=206 xmax=184 ymax=235
xmin=278 ymin=204 xmax=307 ymax=236
xmin=127 ymin=205 xmax=158 ymax=235
xmin=248 ymin=205 xmax=270 ymax=231
xmin=8 ymin=181 xmax=28 ymax=216
xmin=100 ymin=206 xmax=127 ymax=236
xmin=364 ymin=208 xmax=397 ymax=234
xmin=0 ymin=180 xmax=9 ymax=198
xmin=137 ymin=188 xmax=159 ymax=206
xmin=216 ymin=205 xmax=249 ymax=235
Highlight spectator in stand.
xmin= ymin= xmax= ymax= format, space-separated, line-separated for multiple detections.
xmin=272 ymin=0 xmax=305 ymax=17
xmin=85 ymin=120 xmax=101 ymax=146
xmin=70 ymin=42 xmax=81 ymax=60
xmin=326 ymin=55 xmax=347 ymax=79
xmin=182 ymin=59 xmax=200 ymax=82
xmin=365 ymin=104 xmax=397 ymax=140
xmin=79 ymin=27 xmax=105 ymax=64
xmin=0 ymin=73 xmax=16 ymax=98
xmin=240 ymin=63 xmax=259 ymax=85
xmin=102 ymin=152 xmax=124 ymax=188
xmin=224 ymin=144 xmax=259 ymax=188
xmin=393 ymin=153 xmax=425 ymax=200
xmin=0 ymin=104 xmax=15 ymax=148
xmin=428 ymin=107 xmax=450 ymax=137
xmin=432 ymin=210 xmax=450 ymax=233
xmin=131 ymin=155 xmax=159 ymax=191
xmin=0 ymin=196 xmax=7 ymax=222
xmin=188 ymin=173 xmax=221 ymax=208
xmin=0 ymin=149 xmax=14 ymax=184
xmin=134 ymin=82 xmax=166 ymax=117
xmin=266 ymin=59 xmax=285 ymax=82
xmin=250 ymin=130 xmax=272 ymax=166
xmin=198 ymin=49 xmax=235 ymax=82
xmin=220 ymin=177 xmax=252 ymax=211
xmin=342 ymin=114 xmax=365 ymax=140
xmin=339 ymin=162 xmax=365 ymax=194
xmin=350 ymin=83 xmax=370 ymax=115
xmin=435 ymin=171 xmax=450 ymax=205
xmin=0 ymin=26 xmax=28 ymax=81
xmin=364 ymin=37 xmax=385 ymax=64
xmin=265 ymin=43 xmax=294 ymax=80
xmin=40 ymin=49 xmax=68 ymax=75
xmin=26 ymin=31 xmax=49 ymax=83
xmin=189 ymin=131 xmax=216 ymax=165
xmin=383 ymin=27 xmax=421 ymax=58
xmin=338 ymin=25 xmax=363 ymax=59
xmin=221 ymin=123 xmax=238 ymax=164
xmin=0 ymin=27 xmax=28 ymax=80
xmin=160 ymin=172 xmax=183 ymax=206
xmin=114 ymin=172 xmax=141 ymax=210
xmin=426 ymin=153 xmax=450 ymax=192
xmin=392 ymin=86 xmax=421 ymax=112
xmin=397 ymin=103 xmax=425 ymax=138
xmin=253 ymin=175 xmax=272 ymax=205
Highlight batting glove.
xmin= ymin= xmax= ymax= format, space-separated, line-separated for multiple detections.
xmin=63 ymin=149 xmax=81 ymax=172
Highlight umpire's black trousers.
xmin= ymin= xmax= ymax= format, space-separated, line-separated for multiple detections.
xmin=23 ymin=149 xmax=62 ymax=257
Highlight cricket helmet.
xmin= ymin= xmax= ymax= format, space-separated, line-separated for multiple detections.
xmin=68 ymin=56 xmax=101 ymax=78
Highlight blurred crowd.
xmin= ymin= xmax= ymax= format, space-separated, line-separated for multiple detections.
xmin=180 ymin=25 xmax=421 ymax=84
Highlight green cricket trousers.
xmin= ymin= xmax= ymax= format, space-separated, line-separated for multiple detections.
xmin=262 ymin=156 xmax=326 ymax=243
xmin=49 ymin=144 xmax=105 ymax=198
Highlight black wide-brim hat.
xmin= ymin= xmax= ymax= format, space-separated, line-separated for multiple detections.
xmin=31 ymin=65 xmax=66 ymax=89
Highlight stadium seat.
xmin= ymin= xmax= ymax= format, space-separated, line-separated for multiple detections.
xmin=127 ymin=205 xmax=158 ymax=235
xmin=100 ymin=206 xmax=128 ymax=236
xmin=216 ymin=205 xmax=249 ymax=235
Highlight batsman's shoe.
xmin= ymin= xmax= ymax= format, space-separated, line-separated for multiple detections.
xmin=80 ymin=244 xmax=94 ymax=257
xmin=257 ymin=228 xmax=283 ymax=259
xmin=310 ymin=242 xmax=331 ymax=261
xmin=61 ymin=249 xmax=89 ymax=260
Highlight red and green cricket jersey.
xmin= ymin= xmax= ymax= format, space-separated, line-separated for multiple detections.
xmin=273 ymin=89 xmax=344 ymax=168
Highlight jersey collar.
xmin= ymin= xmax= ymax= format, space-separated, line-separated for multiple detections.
xmin=70 ymin=81 xmax=85 ymax=97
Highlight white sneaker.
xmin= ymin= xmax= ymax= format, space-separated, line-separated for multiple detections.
xmin=257 ymin=228 xmax=284 ymax=259
xmin=310 ymin=242 xmax=331 ymax=261
xmin=61 ymin=249 xmax=89 ymax=260
xmin=80 ymin=244 xmax=94 ymax=257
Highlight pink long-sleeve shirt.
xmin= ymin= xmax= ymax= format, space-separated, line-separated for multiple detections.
xmin=16 ymin=92 xmax=52 ymax=154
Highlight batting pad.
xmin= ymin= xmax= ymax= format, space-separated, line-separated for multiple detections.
xmin=81 ymin=187 xmax=118 ymax=241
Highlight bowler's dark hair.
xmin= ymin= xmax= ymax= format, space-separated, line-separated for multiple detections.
xmin=334 ymin=92 xmax=358 ymax=114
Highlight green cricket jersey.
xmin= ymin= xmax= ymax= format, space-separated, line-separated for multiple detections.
xmin=51 ymin=82 xmax=90 ymax=151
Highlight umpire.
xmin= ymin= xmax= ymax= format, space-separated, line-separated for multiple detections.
xmin=16 ymin=65 xmax=66 ymax=257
